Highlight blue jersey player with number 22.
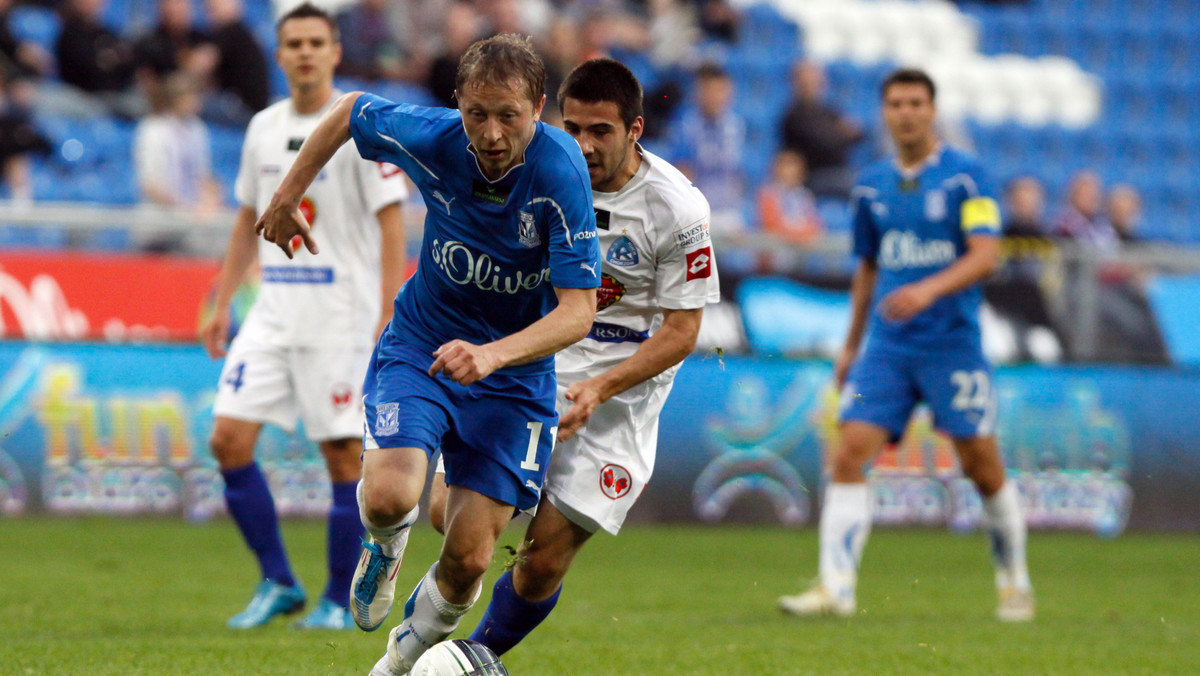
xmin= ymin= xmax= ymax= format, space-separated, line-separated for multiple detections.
xmin=255 ymin=34 xmax=601 ymax=675
xmin=778 ymin=68 xmax=1034 ymax=623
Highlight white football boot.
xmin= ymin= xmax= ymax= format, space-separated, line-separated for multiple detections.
xmin=996 ymin=586 xmax=1035 ymax=622
xmin=778 ymin=583 xmax=856 ymax=617
xmin=367 ymin=624 xmax=419 ymax=676
xmin=351 ymin=523 xmax=413 ymax=631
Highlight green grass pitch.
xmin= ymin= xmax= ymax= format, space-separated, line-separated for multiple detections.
xmin=1 ymin=517 xmax=1197 ymax=675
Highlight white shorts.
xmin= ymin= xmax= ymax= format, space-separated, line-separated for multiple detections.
xmin=212 ymin=338 xmax=371 ymax=442
xmin=543 ymin=375 xmax=673 ymax=535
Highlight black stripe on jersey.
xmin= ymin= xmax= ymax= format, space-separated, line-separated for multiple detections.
xmin=594 ymin=208 xmax=611 ymax=230
xmin=473 ymin=180 xmax=511 ymax=205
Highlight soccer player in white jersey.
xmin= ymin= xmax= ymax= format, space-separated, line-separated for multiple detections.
xmin=200 ymin=3 xmax=408 ymax=630
xmin=777 ymin=68 xmax=1033 ymax=622
xmin=425 ymin=58 xmax=721 ymax=655
xmin=255 ymin=35 xmax=600 ymax=675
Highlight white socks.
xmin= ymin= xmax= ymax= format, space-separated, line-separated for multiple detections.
xmin=982 ymin=481 xmax=1031 ymax=592
xmin=357 ymin=479 xmax=419 ymax=556
xmin=393 ymin=563 xmax=479 ymax=666
xmin=818 ymin=482 xmax=872 ymax=600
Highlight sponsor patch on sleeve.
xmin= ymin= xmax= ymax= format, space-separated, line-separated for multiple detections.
xmin=685 ymin=246 xmax=713 ymax=281
xmin=675 ymin=221 xmax=711 ymax=249
xmin=961 ymin=197 xmax=1000 ymax=232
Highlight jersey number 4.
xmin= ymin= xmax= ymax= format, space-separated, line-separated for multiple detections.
xmin=522 ymin=421 xmax=558 ymax=471
xmin=224 ymin=362 xmax=247 ymax=393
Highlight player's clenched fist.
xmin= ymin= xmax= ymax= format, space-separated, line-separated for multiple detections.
xmin=255 ymin=197 xmax=319 ymax=259
xmin=428 ymin=340 xmax=501 ymax=385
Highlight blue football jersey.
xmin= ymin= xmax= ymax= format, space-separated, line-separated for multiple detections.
xmin=851 ymin=146 xmax=1001 ymax=350
xmin=349 ymin=94 xmax=601 ymax=375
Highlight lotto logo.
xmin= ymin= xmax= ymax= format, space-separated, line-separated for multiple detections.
xmin=685 ymin=246 xmax=713 ymax=281
xmin=600 ymin=464 xmax=632 ymax=500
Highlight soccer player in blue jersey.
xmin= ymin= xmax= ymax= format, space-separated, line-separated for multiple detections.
xmin=255 ymin=34 xmax=601 ymax=674
xmin=777 ymin=69 xmax=1034 ymax=622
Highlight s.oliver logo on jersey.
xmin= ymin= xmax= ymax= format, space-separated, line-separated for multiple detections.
xmin=685 ymin=246 xmax=713 ymax=281
xmin=596 ymin=273 xmax=626 ymax=310
xmin=879 ymin=230 xmax=956 ymax=270
xmin=430 ymin=238 xmax=550 ymax=294
xmin=600 ymin=464 xmax=632 ymax=499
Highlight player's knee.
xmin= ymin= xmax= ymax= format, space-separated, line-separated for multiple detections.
xmin=429 ymin=503 xmax=446 ymax=535
xmin=830 ymin=450 xmax=869 ymax=482
xmin=514 ymin=546 xmax=568 ymax=596
xmin=209 ymin=428 xmax=253 ymax=470
xmin=439 ymin=546 xmax=492 ymax=588
xmin=359 ymin=481 xmax=417 ymax=527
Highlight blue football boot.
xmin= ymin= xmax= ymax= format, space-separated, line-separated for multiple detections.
xmin=293 ymin=597 xmax=356 ymax=630
xmin=227 ymin=580 xmax=306 ymax=628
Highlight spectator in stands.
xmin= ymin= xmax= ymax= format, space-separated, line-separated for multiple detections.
xmin=426 ymin=1 xmax=482 ymax=108
xmin=1108 ymin=184 xmax=1143 ymax=243
xmin=664 ymin=62 xmax=746 ymax=228
xmin=780 ymin=60 xmax=864 ymax=199
xmin=1003 ymin=175 xmax=1048 ymax=237
xmin=205 ymin=0 xmax=268 ymax=124
xmin=984 ymin=176 xmax=1063 ymax=363
xmin=698 ymin=0 xmax=739 ymax=43
xmin=1 ymin=0 xmax=51 ymax=80
xmin=52 ymin=0 xmax=144 ymax=118
xmin=335 ymin=0 xmax=406 ymax=82
xmin=133 ymin=72 xmax=222 ymax=250
xmin=0 ymin=78 xmax=51 ymax=204
xmin=133 ymin=0 xmax=217 ymax=100
xmin=758 ymin=150 xmax=822 ymax=245
xmin=1051 ymin=170 xmax=1118 ymax=253
xmin=756 ymin=149 xmax=823 ymax=273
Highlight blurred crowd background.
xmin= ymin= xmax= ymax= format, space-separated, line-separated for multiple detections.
xmin=1 ymin=0 xmax=1198 ymax=367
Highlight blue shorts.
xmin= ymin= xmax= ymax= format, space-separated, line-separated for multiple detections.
xmin=362 ymin=337 xmax=557 ymax=511
xmin=840 ymin=343 xmax=997 ymax=442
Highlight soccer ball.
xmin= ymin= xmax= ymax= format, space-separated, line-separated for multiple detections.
xmin=410 ymin=639 xmax=509 ymax=676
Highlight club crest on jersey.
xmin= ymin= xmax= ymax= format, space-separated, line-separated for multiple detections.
xmin=600 ymin=464 xmax=632 ymax=499
xmin=606 ymin=236 xmax=639 ymax=267
xmin=597 ymin=273 xmax=626 ymax=310
xmin=925 ymin=189 xmax=947 ymax=221
xmin=517 ymin=210 xmax=540 ymax=248
xmin=375 ymin=402 xmax=399 ymax=436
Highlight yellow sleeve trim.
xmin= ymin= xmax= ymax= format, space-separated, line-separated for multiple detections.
xmin=961 ymin=197 xmax=1000 ymax=232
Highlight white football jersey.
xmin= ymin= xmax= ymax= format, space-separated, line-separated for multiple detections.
xmin=556 ymin=146 xmax=720 ymax=381
xmin=234 ymin=95 xmax=408 ymax=348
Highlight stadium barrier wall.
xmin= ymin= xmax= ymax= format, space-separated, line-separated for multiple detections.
xmin=0 ymin=342 xmax=1195 ymax=534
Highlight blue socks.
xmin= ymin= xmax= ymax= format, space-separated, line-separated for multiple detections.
xmin=324 ymin=480 xmax=364 ymax=606
xmin=468 ymin=570 xmax=561 ymax=656
xmin=222 ymin=462 xmax=296 ymax=588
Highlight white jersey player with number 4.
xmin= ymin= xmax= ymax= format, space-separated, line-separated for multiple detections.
xmin=200 ymin=4 xmax=408 ymax=632
xmin=427 ymin=58 xmax=720 ymax=658
xmin=548 ymin=144 xmax=719 ymax=532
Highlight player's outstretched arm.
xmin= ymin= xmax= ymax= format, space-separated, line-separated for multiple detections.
xmin=837 ymin=259 xmax=878 ymax=387
xmin=879 ymin=235 xmax=1000 ymax=322
xmin=255 ymin=91 xmax=364 ymax=258
xmin=428 ymin=287 xmax=597 ymax=386
xmin=557 ymin=306 xmax=703 ymax=442
xmin=200 ymin=205 xmax=259 ymax=358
